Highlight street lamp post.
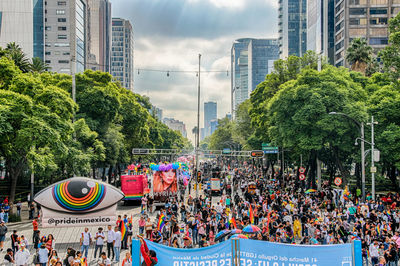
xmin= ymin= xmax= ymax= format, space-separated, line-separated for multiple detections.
xmin=195 ymin=54 xmax=201 ymax=199
xmin=367 ymin=116 xmax=378 ymax=200
xmin=329 ymin=112 xmax=365 ymax=202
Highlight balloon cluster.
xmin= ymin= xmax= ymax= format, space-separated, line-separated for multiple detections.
xmin=150 ymin=162 xmax=189 ymax=172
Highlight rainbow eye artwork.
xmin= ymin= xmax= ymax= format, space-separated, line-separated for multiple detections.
xmin=34 ymin=177 xmax=124 ymax=214
xmin=52 ymin=180 xmax=106 ymax=212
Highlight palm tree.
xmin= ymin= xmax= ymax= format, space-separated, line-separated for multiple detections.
xmin=31 ymin=57 xmax=50 ymax=73
xmin=346 ymin=38 xmax=373 ymax=74
xmin=4 ymin=42 xmax=31 ymax=73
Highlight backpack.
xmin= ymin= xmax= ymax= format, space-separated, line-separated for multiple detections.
xmin=33 ymin=253 xmax=40 ymax=264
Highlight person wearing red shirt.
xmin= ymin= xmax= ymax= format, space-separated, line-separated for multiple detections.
xmin=138 ymin=235 xmax=158 ymax=265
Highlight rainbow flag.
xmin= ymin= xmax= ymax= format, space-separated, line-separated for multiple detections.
xmin=376 ymin=226 xmax=381 ymax=236
xmin=230 ymin=217 xmax=237 ymax=229
xmin=80 ymin=258 xmax=88 ymax=266
xmin=249 ymin=205 xmax=254 ymax=224
xmin=157 ymin=213 xmax=166 ymax=231
xmin=120 ymin=220 xmax=127 ymax=241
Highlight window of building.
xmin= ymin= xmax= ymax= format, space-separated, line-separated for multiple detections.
xmin=370 ymin=17 xmax=388 ymax=25
xmin=57 ymin=1 xmax=66 ymax=5
xmin=58 ymin=35 xmax=67 ymax=39
xmin=335 ymin=31 xmax=344 ymax=42
xmin=58 ymin=60 xmax=69 ymax=64
xmin=349 ymin=0 xmax=367 ymax=5
xmin=349 ymin=28 xmax=367 ymax=37
xmin=370 ymin=28 xmax=387 ymax=36
xmin=392 ymin=7 xmax=400 ymax=14
xmin=45 ymin=43 xmax=51 ymax=47
xmin=45 ymin=26 xmax=51 ymax=30
xmin=349 ymin=18 xmax=367 ymax=25
xmin=58 ymin=18 xmax=66 ymax=22
xmin=45 ymin=51 xmax=51 ymax=55
xmin=369 ymin=37 xmax=388 ymax=45
xmin=335 ymin=11 xmax=344 ymax=23
xmin=335 ymin=40 xmax=344 ymax=50
xmin=335 ymin=21 xmax=344 ymax=32
xmin=62 ymin=52 xmax=70 ymax=55
xmin=370 ymin=0 xmax=388 ymax=4
xmin=370 ymin=8 xmax=387 ymax=15
xmin=349 ymin=8 xmax=367 ymax=15
xmin=54 ymin=43 xmax=69 ymax=47
xmin=56 ymin=10 xmax=65 ymax=15
xmin=54 ymin=51 xmax=60 ymax=55
xmin=45 ymin=60 xmax=51 ymax=64
xmin=58 ymin=26 xmax=67 ymax=31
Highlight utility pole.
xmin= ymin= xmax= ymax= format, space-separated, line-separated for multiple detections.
xmin=71 ymin=56 xmax=76 ymax=177
xmin=361 ymin=122 xmax=365 ymax=202
xmin=195 ymin=54 xmax=201 ymax=199
xmin=368 ymin=116 xmax=377 ymax=201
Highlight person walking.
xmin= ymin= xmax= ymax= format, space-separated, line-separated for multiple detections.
xmin=38 ymin=245 xmax=48 ymax=266
xmin=0 ymin=221 xmax=7 ymax=251
xmin=80 ymin=228 xmax=92 ymax=259
xmin=106 ymin=225 xmax=115 ymax=260
xmin=10 ymin=230 xmax=19 ymax=254
xmin=94 ymin=227 xmax=105 ymax=258
xmin=14 ymin=243 xmax=30 ymax=266
xmin=113 ymin=226 xmax=122 ymax=262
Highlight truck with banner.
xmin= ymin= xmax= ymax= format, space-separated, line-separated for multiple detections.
xmin=120 ymin=174 xmax=149 ymax=202
xmin=153 ymin=169 xmax=178 ymax=203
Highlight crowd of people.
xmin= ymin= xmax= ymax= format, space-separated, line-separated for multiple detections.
xmin=136 ymin=163 xmax=400 ymax=266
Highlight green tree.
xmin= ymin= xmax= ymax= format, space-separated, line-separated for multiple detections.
xmin=209 ymin=118 xmax=237 ymax=150
xmin=267 ymin=66 xmax=367 ymax=187
xmin=31 ymin=57 xmax=50 ymax=73
xmin=380 ymin=13 xmax=400 ymax=82
xmin=346 ymin=38 xmax=373 ymax=74
xmin=3 ymin=42 xmax=31 ymax=73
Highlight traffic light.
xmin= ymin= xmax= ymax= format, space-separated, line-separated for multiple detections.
xmin=197 ymin=171 xmax=201 ymax=183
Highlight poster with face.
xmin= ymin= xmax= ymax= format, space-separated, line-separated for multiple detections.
xmin=153 ymin=170 xmax=177 ymax=202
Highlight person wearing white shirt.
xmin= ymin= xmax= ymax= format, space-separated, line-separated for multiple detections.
xmin=94 ymin=227 xmax=105 ymax=258
xmin=14 ymin=243 xmax=30 ymax=266
xmin=106 ymin=225 xmax=115 ymax=260
xmin=80 ymin=228 xmax=92 ymax=258
xmin=113 ymin=226 xmax=122 ymax=262
xmin=369 ymin=240 xmax=379 ymax=265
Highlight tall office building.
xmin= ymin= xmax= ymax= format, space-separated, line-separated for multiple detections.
xmin=279 ymin=0 xmax=307 ymax=59
xmin=111 ymin=18 xmax=134 ymax=91
xmin=44 ymin=0 xmax=88 ymax=73
xmin=204 ymin=101 xmax=217 ymax=137
xmin=231 ymin=38 xmax=279 ymax=113
xmin=334 ymin=0 xmax=400 ymax=67
xmin=163 ymin=118 xmax=187 ymax=138
xmin=0 ymin=0 xmax=34 ymax=58
xmin=33 ymin=0 xmax=45 ymax=60
xmin=87 ymin=0 xmax=111 ymax=72
xmin=248 ymin=39 xmax=280 ymax=97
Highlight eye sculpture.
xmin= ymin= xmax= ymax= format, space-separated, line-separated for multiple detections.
xmin=34 ymin=177 xmax=124 ymax=214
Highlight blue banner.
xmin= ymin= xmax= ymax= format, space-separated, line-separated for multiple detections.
xmin=237 ymin=239 xmax=353 ymax=266
xmin=143 ymin=239 xmax=359 ymax=266
xmin=146 ymin=240 xmax=233 ymax=266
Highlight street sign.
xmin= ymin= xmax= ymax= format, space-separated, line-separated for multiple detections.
xmin=373 ymin=150 xmax=380 ymax=162
xmin=299 ymin=167 xmax=305 ymax=174
xmin=262 ymin=143 xmax=278 ymax=153
xmin=299 ymin=173 xmax=306 ymax=181
xmin=222 ymin=148 xmax=231 ymax=154
xmin=334 ymin=177 xmax=342 ymax=186
xmin=370 ymin=166 xmax=377 ymax=173
xmin=251 ymin=150 xmax=264 ymax=158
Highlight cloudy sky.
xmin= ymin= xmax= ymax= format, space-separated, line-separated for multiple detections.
xmin=112 ymin=0 xmax=278 ymax=143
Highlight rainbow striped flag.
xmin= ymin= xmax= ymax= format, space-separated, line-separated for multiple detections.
xmin=230 ymin=217 xmax=237 ymax=229
xmin=120 ymin=220 xmax=127 ymax=240
xmin=157 ymin=213 xmax=166 ymax=231
xmin=249 ymin=205 xmax=254 ymax=224
xmin=376 ymin=226 xmax=381 ymax=236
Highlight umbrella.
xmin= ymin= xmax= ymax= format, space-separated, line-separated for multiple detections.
xmin=215 ymin=229 xmax=231 ymax=241
xmin=242 ymin=225 xmax=261 ymax=234
xmin=305 ymin=189 xmax=317 ymax=194
xmin=230 ymin=229 xmax=242 ymax=234
xmin=230 ymin=234 xmax=248 ymax=239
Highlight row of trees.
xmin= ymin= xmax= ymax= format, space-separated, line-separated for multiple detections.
xmin=206 ymin=13 xmax=400 ymax=191
xmin=0 ymin=44 xmax=191 ymax=204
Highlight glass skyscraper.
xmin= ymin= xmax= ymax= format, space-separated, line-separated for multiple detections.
xmin=231 ymin=38 xmax=279 ymax=114
xmin=204 ymin=101 xmax=217 ymax=138
xmin=33 ymin=0 xmax=44 ymax=60
xmin=279 ymin=0 xmax=307 ymax=58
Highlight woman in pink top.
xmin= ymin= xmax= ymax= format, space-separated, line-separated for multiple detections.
xmin=138 ymin=216 xmax=146 ymax=235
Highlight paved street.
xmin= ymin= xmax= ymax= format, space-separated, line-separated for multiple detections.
xmin=2 ymin=203 xmax=145 ymax=265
